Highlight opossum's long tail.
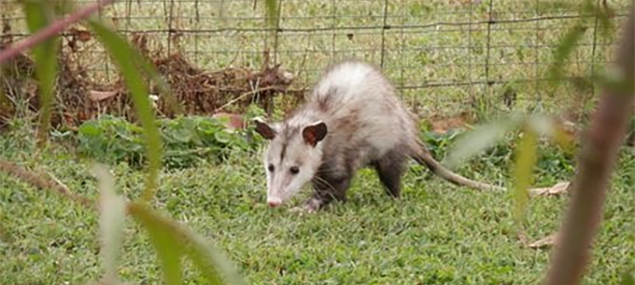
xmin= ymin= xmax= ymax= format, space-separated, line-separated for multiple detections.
xmin=410 ymin=141 xmax=506 ymax=191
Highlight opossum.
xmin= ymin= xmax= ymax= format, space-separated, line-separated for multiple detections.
xmin=253 ymin=60 xmax=504 ymax=212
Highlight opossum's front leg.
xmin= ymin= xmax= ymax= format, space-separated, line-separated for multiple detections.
xmin=291 ymin=166 xmax=352 ymax=213
xmin=304 ymin=174 xmax=351 ymax=211
xmin=291 ymin=156 xmax=353 ymax=213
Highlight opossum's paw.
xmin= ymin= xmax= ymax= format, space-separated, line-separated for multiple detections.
xmin=289 ymin=198 xmax=321 ymax=214
xmin=289 ymin=205 xmax=315 ymax=214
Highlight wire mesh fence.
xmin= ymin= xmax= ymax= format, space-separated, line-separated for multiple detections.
xmin=1 ymin=0 xmax=631 ymax=118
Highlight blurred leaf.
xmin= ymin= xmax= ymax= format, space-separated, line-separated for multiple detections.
xmin=551 ymin=122 xmax=576 ymax=154
xmin=512 ymin=128 xmax=538 ymax=231
xmin=593 ymin=69 xmax=635 ymax=95
xmin=547 ymin=24 xmax=587 ymax=85
xmin=571 ymin=69 xmax=635 ymax=99
xmin=265 ymin=0 xmax=279 ymax=28
xmin=91 ymin=164 xmax=126 ymax=282
xmin=443 ymin=113 xmax=525 ymax=168
xmin=525 ymin=114 xmax=555 ymax=138
xmin=622 ymin=268 xmax=635 ymax=285
xmin=182 ymin=228 xmax=247 ymax=285
xmin=87 ymin=20 xmax=163 ymax=202
xmin=129 ymin=202 xmax=247 ymax=285
xmin=20 ymin=0 xmax=58 ymax=147
xmin=52 ymin=0 xmax=78 ymax=14
xmin=130 ymin=203 xmax=183 ymax=285
xmin=584 ymin=0 xmax=616 ymax=39
xmin=526 ymin=114 xmax=575 ymax=151
xmin=546 ymin=0 xmax=619 ymax=89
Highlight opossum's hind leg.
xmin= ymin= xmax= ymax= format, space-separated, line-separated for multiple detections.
xmin=373 ymin=148 xmax=407 ymax=198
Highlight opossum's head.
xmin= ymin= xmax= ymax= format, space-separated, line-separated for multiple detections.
xmin=253 ymin=119 xmax=328 ymax=207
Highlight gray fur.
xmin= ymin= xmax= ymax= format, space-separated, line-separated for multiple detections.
xmin=254 ymin=60 xmax=503 ymax=211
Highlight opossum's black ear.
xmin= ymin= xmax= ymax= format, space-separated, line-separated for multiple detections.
xmin=302 ymin=121 xmax=327 ymax=147
xmin=253 ymin=119 xmax=276 ymax=140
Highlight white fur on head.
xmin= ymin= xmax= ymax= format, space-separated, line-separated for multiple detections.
xmin=255 ymin=119 xmax=328 ymax=206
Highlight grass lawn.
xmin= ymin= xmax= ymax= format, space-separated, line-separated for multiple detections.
xmin=0 ymin=120 xmax=633 ymax=284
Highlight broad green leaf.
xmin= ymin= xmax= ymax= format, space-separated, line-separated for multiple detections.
xmin=78 ymin=122 xmax=102 ymax=136
xmin=512 ymin=128 xmax=538 ymax=231
xmin=184 ymin=118 xmax=203 ymax=146
xmin=214 ymin=130 xmax=233 ymax=144
xmin=91 ymin=164 xmax=126 ymax=281
xmin=20 ymin=0 xmax=58 ymax=147
xmin=87 ymin=20 xmax=162 ymax=202
xmin=129 ymin=202 xmax=247 ymax=285
xmin=443 ymin=113 xmax=525 ymax=169
xmin=172 ymin=127 xmax=194 ymax=143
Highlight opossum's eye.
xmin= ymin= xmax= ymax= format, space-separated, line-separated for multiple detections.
xmin=289 ymin=166 xmax=299 ymax=175
xmin=268 ymin=164 xmax=274 ymax=172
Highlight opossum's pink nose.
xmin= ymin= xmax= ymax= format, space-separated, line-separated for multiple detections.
xmin=268 ymin=199 xmax=282 ymax=207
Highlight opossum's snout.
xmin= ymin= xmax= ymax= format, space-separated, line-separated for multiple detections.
xmin=266 ymin=180 xmax=298 ymax=207
xmin=267 ymin=198 xmax=282 ymax=207
xmin=265 ymin=165 xmax=315 ymax=207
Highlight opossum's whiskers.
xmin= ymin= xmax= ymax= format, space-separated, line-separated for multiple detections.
xmin=312 ymin=176 xmax=337 ymax=193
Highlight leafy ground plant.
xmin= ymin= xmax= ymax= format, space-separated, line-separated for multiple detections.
xmin=76 ymin=112 xmax=264 ymax=170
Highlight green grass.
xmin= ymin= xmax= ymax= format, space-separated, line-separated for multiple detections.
xmin=1 ymin=119 xmax=633 ymax=284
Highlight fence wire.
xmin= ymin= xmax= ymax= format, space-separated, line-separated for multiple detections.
xmin=0 ymin=0 xmax=631 ymax=117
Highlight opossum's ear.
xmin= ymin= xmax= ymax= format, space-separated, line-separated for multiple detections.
xmin=253 ymin=119 xmax=276 ymax=140
xmin=302 ymin=121 xmax=327 ymax=147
